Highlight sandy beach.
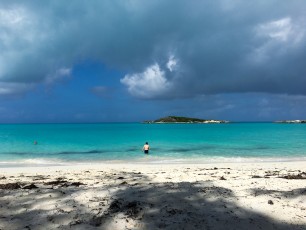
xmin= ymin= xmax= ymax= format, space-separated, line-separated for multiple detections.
xmin=0 ymin=161 xmax=306 ymax=230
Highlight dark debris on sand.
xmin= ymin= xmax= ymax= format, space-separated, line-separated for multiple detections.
xmin=44 ymin=179 xmax=86 ymax=187
xmin=90 ymin=199 xmax=150 ymax=226
xmin=22 ymin=183 xmax=38 ymax=189
xmin=44 ymin=179 xmax=68 ymax=186
xmin=251 ymin=175 xmax=262 ymax=178
xmin=0 ymin=183 xmax=21 ymax=190
xmin=108 ymin=199 xmax=145 ymax=218
xmin=280 ymin=172 xmax=306 ymax=179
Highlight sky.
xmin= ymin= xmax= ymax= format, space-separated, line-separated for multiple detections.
xmin=1 ymin=0 xmax=306 ymax=123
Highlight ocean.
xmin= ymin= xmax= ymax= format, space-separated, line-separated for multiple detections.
xmin=0 ymin=122 xmax=306 ymax=167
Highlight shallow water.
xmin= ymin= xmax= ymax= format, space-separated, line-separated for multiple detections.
xmin=0 ymin=122 xmax=306 ymax=166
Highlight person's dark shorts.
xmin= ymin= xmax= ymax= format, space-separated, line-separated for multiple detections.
xmin=144 ymin=150 xmax=149 ymax=154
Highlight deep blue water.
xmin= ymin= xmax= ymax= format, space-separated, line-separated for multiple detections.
xmin=0 ymin=123 xmax=306 ymax=166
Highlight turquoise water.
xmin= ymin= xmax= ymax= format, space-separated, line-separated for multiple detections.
xmin=0 ymin=123 xmax=306 ymax=166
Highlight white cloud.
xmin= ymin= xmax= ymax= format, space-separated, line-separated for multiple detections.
xmin=249 ymin=17 xmax=306 ymax=64
xmin=257 ymin=17 xmax=292 ymax=42
xmin=0 ymin=6 xmax=35 ymax=49
xmin=120 ymin=63 xmax=172 ymax=98
xmin=0 ymin=82 xmax=34 ymax=96
xmin=256 ymin=17 xmax=305 ymax=44
xmin=0 ymin=7 xmax=25 ymax=26
xmin=45 ymin=67 xmax=72 ymax=84
xmin=166 ymin=55 xmax=177 ymax=72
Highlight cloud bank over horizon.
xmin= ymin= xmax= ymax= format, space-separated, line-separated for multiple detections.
xmin=1 ymin=0 xmax=306 ymax=99
xmin=1 ymin=1 xmax=306 ymax=122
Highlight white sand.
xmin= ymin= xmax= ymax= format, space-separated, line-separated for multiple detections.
xmin=0 ymin=161 xmax=306 ymax=230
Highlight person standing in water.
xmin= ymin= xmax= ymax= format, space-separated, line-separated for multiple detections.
xmin=143 ymin=142 xmax=150 ymax=154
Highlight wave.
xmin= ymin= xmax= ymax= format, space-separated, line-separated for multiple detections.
xmin=1 ymin=155 xmax=306 ymax=167
xmin=0 ymin=158 xmax=73 ymax=168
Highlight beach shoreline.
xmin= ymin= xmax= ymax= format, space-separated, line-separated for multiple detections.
xmin=2 ymin=155 xmax=306 ymax=169
xmin=1 ymin=161 xmax=306 ymax=229
xmin=1 ymin=160 xmax=306 ymax=172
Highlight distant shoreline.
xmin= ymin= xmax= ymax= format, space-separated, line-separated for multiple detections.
xmin=274 ymin=120 xmax=306 ymax=123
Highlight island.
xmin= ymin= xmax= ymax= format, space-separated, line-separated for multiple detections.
xmin=143 ymin=116 xmax=229 ymax=124
xmin=275 ymin=120 xmax=306 ymax=123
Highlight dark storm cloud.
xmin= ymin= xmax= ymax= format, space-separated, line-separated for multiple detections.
xmin=1 ymin=0 xmax=306 ymax=98
xmin=192 ymin=93 xmax=306 ymax=121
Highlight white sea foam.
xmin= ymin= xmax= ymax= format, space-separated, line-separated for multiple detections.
xmin=1 ymin=155 xmax=306 ymax=167
xmin=124 ymin=155 xmax=306 ymax=164
xmin=0 ymin=158 xmax=67 ymax=168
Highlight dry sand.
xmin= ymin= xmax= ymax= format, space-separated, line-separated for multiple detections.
xmin=0 ymin=162 xmax=306 ymax=230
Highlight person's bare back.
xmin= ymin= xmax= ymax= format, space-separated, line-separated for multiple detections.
xmin=143 ymin=142 xmax=150 ymax=154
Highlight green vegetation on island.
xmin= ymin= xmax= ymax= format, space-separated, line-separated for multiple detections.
xmin=143 ymin=116 xmax=228 ymax=124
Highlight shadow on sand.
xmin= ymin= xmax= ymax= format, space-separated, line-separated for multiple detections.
xmin=0 ymin=171 xmax=305 ymax=230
